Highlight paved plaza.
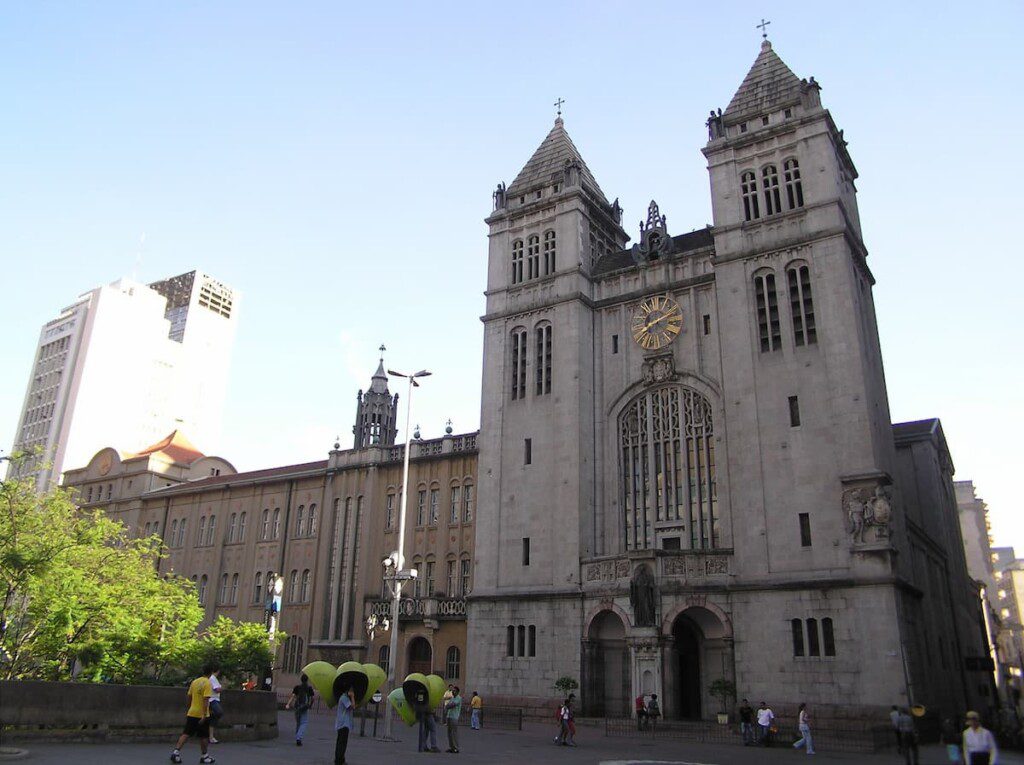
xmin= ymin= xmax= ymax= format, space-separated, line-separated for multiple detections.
xmin=14 ymin=712 xmax=1024 ymax=765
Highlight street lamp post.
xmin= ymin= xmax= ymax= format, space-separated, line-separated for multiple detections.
xmin=380 ymin=368 xmax=430 ymax=740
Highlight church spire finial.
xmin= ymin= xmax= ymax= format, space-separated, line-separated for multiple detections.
xmin=554 ymin=97 xmax=565 ymax=124
xmin=757 ymin=17 xmax=771 ymax=40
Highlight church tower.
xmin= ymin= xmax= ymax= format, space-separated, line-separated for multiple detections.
xmin=469 ymin=116 xmax=627 ymax=702
xmin=352 ymin=351 xmax=399 ymax=448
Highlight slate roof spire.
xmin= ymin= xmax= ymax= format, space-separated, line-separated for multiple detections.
xmin=507 ymin=117 xmax=608 ymax=204
xmin=723 ymin=40 xmax=805 ymax=122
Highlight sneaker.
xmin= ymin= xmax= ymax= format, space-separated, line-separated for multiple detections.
xmin=209 ymin=737 xmax=219 ymax=744
xmin=296 ymin=739 xmax=303 ymax=746
xmin=199 ymin=756 xmax=216 ymax=764
xmin=170 ymin=752 xmax=182 ymax=764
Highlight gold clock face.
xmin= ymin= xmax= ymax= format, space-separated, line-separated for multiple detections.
xmin=631 ymin=295 xmax=682 ymax=350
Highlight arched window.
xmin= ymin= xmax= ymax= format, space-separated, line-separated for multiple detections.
xmin=307 ymin=504 xmax=317 ymax=536
xmin=506 ymin=626 xmax=515 ymax=657
xmin=230 ymin=573 xmax=239 ymax=605
xmin=534 ymin=323 xmax=552 ymax=396
xmin=511 ymin=239 xmax=524 ymax=284
xmin=754 ymin=271 xmax=781 ymax=352
xmin=288 ymin=569 xmax=299 ymax=602
xmin=517 ymin=625 xmax=526 ymax=657
xmin=206 ymin=515 xmax=216 ymax=546
xmin=527 ymin=235 xmax=540 ymax=280
xmin=219 ymin=573 xmax=229 ymax=604
xmin=741 ymin=171 xmax=760 ymax=221
xmin=510 ymin=328 xmax=527 ymax=400
xmin=446 ymin=646 xmax=461 ymax=679
xmin=786 ymin=263 xmax=817 ymax=346
xmin=385 ymin=492 xmax=395 ymax=530
xmin=762 ymin=165 xmax=781 ymax=215
xmin=261 ymin=509 xmax=270 ymax=540
xmin=379 ymin=645 xmax=390 ymax=674
xmin=429 ymin=485 xmax=439 ymax=525
xmin=198 ymin=575 xmax=208 ymax=605
xmin=446 ymin=558 xmax=456 ymax=596
xmin=791 ymin=618 xmax=804 ymax=656
xmin=282 ymin=636 xmax=305 ymax=674
xmin=416 ymin=487 xmax=427 ymax=526
xmin=295 ymin=505 xmax=305 ymax=536
xmin=460 ymin=557 xmax=471 ymax=596
xmin=463 ymin=483 xmax=474 ymax=523
xmin=177 ymin=518 xmax=187 ymax=547
xmin=784 ymin=159 xmax=804 ymax=209
xmin=300 ymin=569 xmax=311 ymax=602
xmin=238 ymin=512 xmax=247 ymax=541
xmin=254 ymin=571 xmax=263 ymax=604
xmin=171 ymin=519 xmax=178 ymax=547
xmin=620 ymin=386 xmax=718 ymax=550
xmin=543 ymin=230 xmax=556 ymax=275
xmin=807 ymin=617 xmax=820 ymax=656
xmin=449 ymin=484 xmax=461 ymax=525
xmin=424 ymin=558 xmax=436 ymax=596
xmin=272 ymin=508 xmax=281 ymax=539
xmin=822 ymin=617 xmax=836 ymax=656
xmin=228 ymin=513 xmax=237 ymax=542
xmin=198 ymin=516 xmax=207 ymax=546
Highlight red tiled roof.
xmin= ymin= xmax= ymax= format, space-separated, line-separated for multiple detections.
xmin=130 ymin=430 xmax=205 ymax=464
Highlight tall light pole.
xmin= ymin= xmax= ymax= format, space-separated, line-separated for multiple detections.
xmin=382 ymin=368 xmax=430 ymax=740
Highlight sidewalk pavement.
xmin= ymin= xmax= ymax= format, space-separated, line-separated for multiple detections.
xmin=15 ymin=711 xmax=1024 ymax=764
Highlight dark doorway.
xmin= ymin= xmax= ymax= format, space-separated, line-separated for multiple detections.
xmin=408 ymin=636 xmax=432 ymax=675
xmin=673 ymin=615 xmax=702 ymax=719
xmin=583 ymin=611 xmax=630 ymax=717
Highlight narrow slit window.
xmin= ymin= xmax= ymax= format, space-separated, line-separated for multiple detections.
xmin=517 ymin=625 xmax=526 ymax=657
xmin=807 ymin=618 xmax=820 ymax=656
xmin=703 ymin=315 xmax=711 ymax=335
xmin=789 ymin=396 xmax=801 ymax=427
xmin=791 ymin=618 xmax=805 ymax=657
xmin=822 ymin=617 xmax=836 ymax=656
xmin=510 ymin=329 xmax=527 ymax=399
xmin=788 ymin=265 xmax=817 ymax=346
xmin=799 ymin=512 xmax=812 ymax=547
xmin=741 ymin=171 xmax=760 ymax=221
xmin=506 ymin=626 xmax=515 ymax=657
xmin=762 ymin=165 xmax=782 ymax=216
xmin=535 ymin=324 xmax=552 ymax=395
xmin=528 ymin=625 xmax=537 ymax=657
xmin=524 ymin=438 xmax=532 ymax=465
xmin=612 ymin=334 xmax=619 ymax=354
xmin=522 ymin=537 xmax=531 ymax=566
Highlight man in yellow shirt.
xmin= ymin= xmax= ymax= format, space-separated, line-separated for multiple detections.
xmin=170 ymin=663 xmax=218 ymax=763
xmin=470 ymin=691 xmax=483 ymax=730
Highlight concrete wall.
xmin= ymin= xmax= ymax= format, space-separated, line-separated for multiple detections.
xmin=0 ymin=681 xmax=277 ymax=742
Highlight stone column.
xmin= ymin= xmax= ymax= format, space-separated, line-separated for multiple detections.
xmin=629 ymin=627 xmax=662 ymax=705
xmin=661 ymin=635 xmax=677 ymax=719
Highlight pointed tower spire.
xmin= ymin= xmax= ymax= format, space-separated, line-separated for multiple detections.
xmin=506 ymin=116 xmax=608 ymax=204
xmin=723 ymin=40 xmax=806 ymax=123
xmin=353 ymin=345 xmax=399 ymax=448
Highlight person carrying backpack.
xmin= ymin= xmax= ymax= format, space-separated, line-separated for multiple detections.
xmin=285 ymin=673 xmax=315 ymax=746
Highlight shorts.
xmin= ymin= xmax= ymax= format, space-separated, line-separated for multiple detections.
xmin=183 ymin=715 xmax=211 ymax=738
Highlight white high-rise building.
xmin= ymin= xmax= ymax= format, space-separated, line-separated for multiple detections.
xmin=7 ymin=270 xmax=238 ymax=489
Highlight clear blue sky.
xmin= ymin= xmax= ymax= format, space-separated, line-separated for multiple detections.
xmin=1 ymin=2 xmax=1021 ymax=544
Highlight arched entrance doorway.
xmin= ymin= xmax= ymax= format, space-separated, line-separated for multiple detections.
xmin=582 ymin=610 xmax=629 ymax=717
xmin=408 ymin=636 xmax=432 ymax=675
xmin=666 ymin=606 xmax=730 ymax=721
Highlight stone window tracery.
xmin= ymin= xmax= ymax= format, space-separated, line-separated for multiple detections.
xmin=527 ymin=235 xmax=540 ymax=280
xmin=511 ymin=240 xmax=523 ymax=284
xmin=754 ymin=271 xmax=781 ymax=352
xmin=784 ymin=158 xmax=804 ymax=209
xmin=510 ymin=328 xmax=527 ymax=400
xmin=543 ymin=230 xmax=556 ymax=275
xmin=762 ymin=164 xmax=782 ymax=215
xmin=741 ymin=171 xmax=760 ymax=221
xmin=535 ymin=323 xmax=552 ymax=396
xmin=620 ymin=386 xmax=718 ymax=551
xmin=787 ymin=263 xmax=817 ymax=346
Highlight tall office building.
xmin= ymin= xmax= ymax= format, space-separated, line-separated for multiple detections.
xmin=7 ymin=270 xmax=238 ymax=489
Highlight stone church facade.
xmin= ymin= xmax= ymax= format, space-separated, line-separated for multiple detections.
xmin=467 ymin=41 xmax=988 ymax=721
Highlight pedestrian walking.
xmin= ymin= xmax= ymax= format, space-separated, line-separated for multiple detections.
xmin=891 ymin=705 xmax=903 ymax=754
xmin=963 ymin=710 xmax=999 ymax=765
xmin=286 ymin=673 xmax=315 ymax=746
xmin=566 ymin=693 xmax=578 ymax=747
xmin=635 ymin=694 xmax=648 ymax=730
xmin=793 ymin=702 xmax=815 ymax=755
xmin=646 ymin=694 xmax=660 ymax=730
xmin=334 ymin=685 xmax=354 ymax=765
xmin=169 ymin=663 xmax=217 ymax=764
xmin=445 ymin=685 xmax=462 ymax=753
xmin=207 ymin=668 xmax=223 ymax=744
xmin=470 ymin=691 xmax=482 ymax=730
xmin=756 ymin=701 xmax=774 ymax=746
xmin=738 ymin=698 xmax=755 ymax=745
xmin=895 ymin=707 xmax=920 ymax=765
xmin=554 ymin=698 xmax=570 ymax=745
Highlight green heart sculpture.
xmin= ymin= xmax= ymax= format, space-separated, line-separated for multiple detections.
xmin=302 ymin=660 xmax=386 ymax=709
xmin=387 ymin=687 xmax=417 ymax=726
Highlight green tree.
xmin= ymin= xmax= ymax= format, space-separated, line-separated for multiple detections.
xmin=191 ymin=617 xmax=280 ymax=684
xmin=0 ymin=465 xmax=204 ymax=682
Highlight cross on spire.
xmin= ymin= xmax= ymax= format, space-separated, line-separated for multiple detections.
xmin=554 ymin=97 xmax=565 ymax=118
xmin=379 ymin=343 xmax=386 ymax=358
xmin=757 ymin=18 xmax=771 ymax=40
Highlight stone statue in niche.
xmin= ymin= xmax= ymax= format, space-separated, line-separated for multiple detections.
xmin=844 ymin=484 xmax=893 ymax=543
xmin=629 ymin=565 xmax=657 ymax=627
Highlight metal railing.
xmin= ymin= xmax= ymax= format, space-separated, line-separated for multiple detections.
xmin=604 ymin=716 xmax=893 ymax=753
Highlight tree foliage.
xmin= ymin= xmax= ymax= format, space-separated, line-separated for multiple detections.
xmin=0 ymin=465 xmax=275 ymax=685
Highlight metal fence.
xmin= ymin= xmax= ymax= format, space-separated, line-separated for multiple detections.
xmin=467 ymin=706 xmax=523 ymax=731
xmin=604 ymin=716 xmax=893 ymax=753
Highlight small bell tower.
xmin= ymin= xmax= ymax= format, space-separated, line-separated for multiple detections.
xmin=352 ymin=345 xmax=399 ymax=448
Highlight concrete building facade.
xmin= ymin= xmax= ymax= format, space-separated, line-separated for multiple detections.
xmin=467 ymin=40 xmax=987 ymax=722
xmin=7 ymin=270 xmax=238 ymax=489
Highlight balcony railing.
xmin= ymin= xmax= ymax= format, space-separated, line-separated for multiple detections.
xmin=366 ymin=596 xmax=467 ymax=621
